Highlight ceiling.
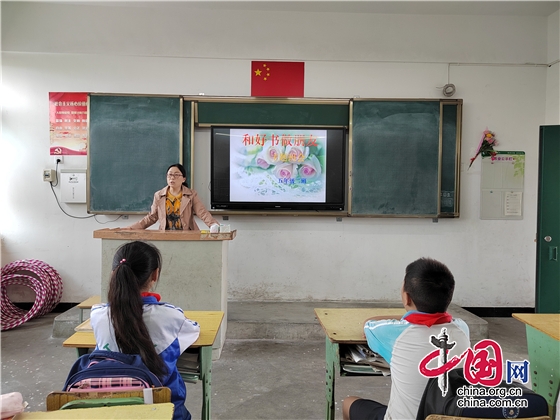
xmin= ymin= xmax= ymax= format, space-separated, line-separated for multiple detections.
xmin=56 ymin=1 xmax=560 ymax=17
xmin=183 ymin=1 xmax=560 ymax=16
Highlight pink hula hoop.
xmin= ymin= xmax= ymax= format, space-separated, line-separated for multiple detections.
xmin=1 ymin=259 xmax=63 ymax=331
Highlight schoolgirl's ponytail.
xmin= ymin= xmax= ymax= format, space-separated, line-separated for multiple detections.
xmin=107 ymin=241 xmax=167 ymax=379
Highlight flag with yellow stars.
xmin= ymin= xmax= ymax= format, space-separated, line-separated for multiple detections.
xmin=251 ymin=61 xmax=304 ymax=97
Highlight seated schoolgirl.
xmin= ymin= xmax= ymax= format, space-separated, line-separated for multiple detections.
xmin=90 ymin=241 xmax=200 ymax=420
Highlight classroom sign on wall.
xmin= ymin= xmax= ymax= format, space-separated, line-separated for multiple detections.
xmin=49 ymin=92 xmax=88 ymax=155
xmin=480 ymin=151 xmax=525 ymax=220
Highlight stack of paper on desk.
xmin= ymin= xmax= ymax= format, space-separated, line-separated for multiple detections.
xmin=341 ymin=344 xmax=390 ymax=376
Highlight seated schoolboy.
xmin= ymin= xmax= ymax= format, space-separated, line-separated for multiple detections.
xmin=91 ymin=241 xmax=200 ymax=420
xmin=342 ymin=257 xmax=471 ymax=420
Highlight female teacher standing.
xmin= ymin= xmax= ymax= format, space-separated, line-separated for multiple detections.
xmin=129 ymin=163 xmax=219 ymax=232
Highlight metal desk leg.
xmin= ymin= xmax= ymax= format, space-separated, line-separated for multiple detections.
xmin=325 ymin=337 xmax=339 ymax=420
xmin=199 ymin=346 xmax=212 ymax=420
xmin=525 ymin=325 xmax=559 ymax=419
xmin=76 ymin=347 xmax=88 ymax=357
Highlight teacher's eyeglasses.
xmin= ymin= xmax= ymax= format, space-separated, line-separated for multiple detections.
xmin=167 ymin=173 xmax=184 ymax=178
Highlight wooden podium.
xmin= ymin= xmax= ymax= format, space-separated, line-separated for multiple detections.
xmin=93 ymin=228 xmax=236 ymax=358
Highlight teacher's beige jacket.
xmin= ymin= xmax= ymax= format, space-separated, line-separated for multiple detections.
xmin=129 ymin=186 xmax=218 ymax=231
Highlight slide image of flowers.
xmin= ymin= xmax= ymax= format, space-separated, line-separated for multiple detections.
xmin=229 ymin=129 xmax=327 ymax=203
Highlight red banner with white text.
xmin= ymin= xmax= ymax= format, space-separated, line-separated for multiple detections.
xmin=49 ymin=92 xmax=88 ymax=155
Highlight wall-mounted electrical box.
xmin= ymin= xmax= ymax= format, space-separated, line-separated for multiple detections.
xmin=60 ymin=169 xmax=87 ymax=203
xmin=43 ymin=169 xmax=57 ymax=183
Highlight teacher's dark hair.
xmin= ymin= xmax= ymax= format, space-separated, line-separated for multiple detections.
xmin=403 ymin=257 xmax=455 ymax=314
xmin=167 ymin=163 xmax=189 ymax=188
xmin=108 ymin=241 xmax=167 ymax=378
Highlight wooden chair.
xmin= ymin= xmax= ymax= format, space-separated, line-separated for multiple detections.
xmin=426 ymin=416 xmax=551 ymax=420
xmin=46 ymin=387 xmax=171 ymax=411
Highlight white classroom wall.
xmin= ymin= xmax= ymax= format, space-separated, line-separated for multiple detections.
xmin=547 ymin=9 xmax=560 ymax=123
xmin=1 ymin=2 xmax=559 ymax=307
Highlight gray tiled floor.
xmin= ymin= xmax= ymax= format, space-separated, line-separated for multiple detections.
xmin=0 ymin=308 xmax=534 ymax=420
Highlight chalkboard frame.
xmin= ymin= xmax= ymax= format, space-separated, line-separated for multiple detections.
xmin=183 ymin=100 xmax=194 ymax=188
xmin=439 ymin=100 xmax=462 ymax=217
xmin=86 ymin=94 xmax=461 ymax=218
xmin=185 ymin=96 xmax=351 ymax=216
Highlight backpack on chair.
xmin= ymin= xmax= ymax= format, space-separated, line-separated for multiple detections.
xmin=63 ymin=350 xmax=163 ymax=393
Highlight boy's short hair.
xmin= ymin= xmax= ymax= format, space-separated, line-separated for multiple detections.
xmin=403 ymin=258 xmax=455 ymax=313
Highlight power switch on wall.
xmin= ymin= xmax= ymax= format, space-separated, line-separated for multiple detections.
xmin=43 ymin=169 xmax=57 ymax=183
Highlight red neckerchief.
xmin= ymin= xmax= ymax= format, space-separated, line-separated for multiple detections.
xmin=404 ymin=311 xmax=452 ymax=327
xmin=140 ymin=292 xmax=161 ymax=302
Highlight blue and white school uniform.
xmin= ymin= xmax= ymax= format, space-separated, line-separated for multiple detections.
xmin=364 ymin=311 xmax=470 ymax=420
xmin=91 ymin=296 xmax=200 ymax=420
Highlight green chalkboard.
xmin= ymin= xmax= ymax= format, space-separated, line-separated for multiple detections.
xmin=183 ymin=100 xmax=193 ymax=187
xmin=351 ymin=100 xmax=441 ymax=216
xmin=87 ymin=94 xmax=460 ymax=217
xmin=440 ymin=103 xmax=461 ymax=215
xmin=195 ymin=100 xmax=349 ymax=127
xmin=88 ymin=95 xmax=182 ymax=213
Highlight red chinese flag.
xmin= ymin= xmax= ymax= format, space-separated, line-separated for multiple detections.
xmin=251 ymin=61 xmax=305 ymax=97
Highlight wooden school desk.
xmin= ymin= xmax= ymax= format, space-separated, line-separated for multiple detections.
xmin=13 ymin=402 xmax=174 ymax=419
xmin=314 ymin=308 xmax=406 ymax=420
xmin=63 ymin=310 xmax=224 ymax=420
xmin=512 ymin=313 xmax=560 ymax=418
xmin=77 ymin=295 xmax=100 ymax=323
